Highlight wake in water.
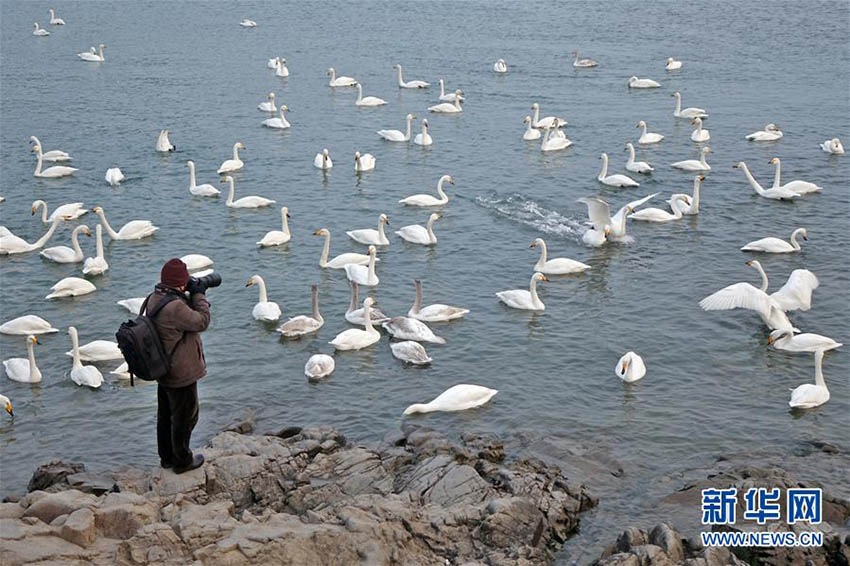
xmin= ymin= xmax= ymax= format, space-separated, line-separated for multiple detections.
xmin=475 ymin=192 xmax=585 ymax=239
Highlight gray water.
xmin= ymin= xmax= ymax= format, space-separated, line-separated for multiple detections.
xmin=1 ymin=1 xmax=848 ymax=561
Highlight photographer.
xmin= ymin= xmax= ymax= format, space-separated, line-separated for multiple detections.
xmin=146 ymin=258 xmax=211 ymax=474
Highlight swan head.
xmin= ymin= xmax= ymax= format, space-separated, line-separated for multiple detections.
xmin=671 ymin=91 xmax=681 ymax=98
xmin=235 ymin=142 xmax=246 ymax=150
xmin=697 ymin=174 xmax=705 ymax=182
xmin=531 ymin=102 xmax=540 ymax=110
xmin=314 ymin=228 xmax=329 ymax=237
xmin=733 ymin=162 xmax=744 ymax=169
xmin=765 ymin=123 xmax=778 ymax=131
xmin=245 ymin=275 xmax=260 ymax=288
xmin=768 ymin=157 xmax=779 ymax=165
xmin=691 ymin=117 xmax=702 ymax=126
xmin=28 ymin=335 xmax=40 ymax=346
xmin=77 ymin=225 xmax=92 ymax=237
xmin=280 ymin=58 xmax=286 ymax=64
xmin=279 ymin=105 xmax=289 ymax=112
xmin=745 ymin=259 xmax=762 ymax=271
xmin=327 ymin=67 xmax=334 ymax=75
xmin=3 ymin=397 xmax=11 ymax=417
xmin=440 ymin=174 xmax=454 ymax=185
xmin=797 ymin=228 xmax=808 ymax=241
xmin=322 ymin=149 xmax=330 ymax=159
xmin=406 ymin=113 xmax=416 ymax=121
xmin=354 ymin=151 xmax=361 ymax=161
xmin=636 ymin=120 xmax=646 ymax=128
xmin=624 ymin=142 xmax=633 ymax=151
xmin=268 ymin=92 xmax=275 ymax=99
xmin=379 ymin=213 xmax=389 ymax=224
xmin=99 ymin=44 xmax=106 ymax=49
xmin=627 ymin=76 xmax=638 ymax=84
xmin=599 ymin=152 xmax=608 ymax=160
xmin=529 ymin=238 xmax=544 ymax=249
xmin=393 ymin=64 xmax=401 ymax=70
xmin=31 ymin=144 xmax=42 ymax=153
xmin=428 ymin=213 xmax=440 ymax=223
xmin=523 ymin=116 xmax=532 ymax=124
xmin=767 ymin=328 xmax=792 ymax=345
xmin=702 ymin=147 xmax=712 ymax=155
xmin=422 ymin=119 xmax=429 ymax=129
xmin=186 ymin=160 xmax=194 ymax=168
xmin=367 ymin=245 xmax=376 ymax=256
xmin=30 ymin=200 xmax=45 ymax=215
xmin=532 ymin=272 xmax=549 ymax=283
xmin=363 ymin=297 xmax=375 ymax=309
xmin=92 ymin=206 xmax=104 ymax=215
xmin=219 ymin=176 xmax=234 ymax=184
xmin=281 ymin=206 xmax=290 ymax=218
xmin=666 ymin=57 xmax=674 ymax=64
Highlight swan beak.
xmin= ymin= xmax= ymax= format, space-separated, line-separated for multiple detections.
xmin=32 ymin=337 xmax=41 ymax=345
xmin=767 ymin=335 xmax=773 ymax=344
xmin=220 ymin=178 xmax=226 ymax=183
xmin=745 ymin=260 xmax=754 ymax=266
xmin=802 ymin=235 xmax=807 ymax=241
xmin=31 ymin=209 xmax=36 ymax=215
xmin=529 ymin=242 xmax=535 ymax=248
xmin=245 ymin=280 xmax=254 ymax=287
xmin=4 ymin=402 xmax=11 ymax=417
xmin=384 ymin=219 xmax=390 ymax=225
xmin=623 ymin=360 xmax=629 ymax=372
xmin=313 ymin=229 xmax=322 ymax=235
xmin=286 ymin=212 xmax=291 ymax=218
xmin=541 ymin=275 xmax=549 ymax=281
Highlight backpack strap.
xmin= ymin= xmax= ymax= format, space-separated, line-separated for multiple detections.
xmin=143 ymin=294 xmax=179 ymax=318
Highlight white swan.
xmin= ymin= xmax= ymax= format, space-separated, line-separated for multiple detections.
xmin=313 ymin=148 xmax=333 ymax=170
xmin=78 ymin=44 xmax=105 ymax=62
xmin=1 ymin=215 xmax=65 ymax=255
xmin=672 ymin=147 xmax=711 ymax=171
xmin=330 ymin=298 xmax=381 ymax=351
xmin=0 ymin=315 xmax=58 ymax=335
xmin=768 ymin=329 xmax=842 ymax=353
xmin=408 ymin=279 xmax=469 ymax=322
xmin=28 ymin=136 xmax=71 ymax=162
xmin=31 ymin=145 xmax=77 ymax=178
xmin=354 ymin=151 xmax=376 ymax=172
xmin=530 ymin=103 xmax=566 ymax=129
xmin=494 ymin=59 xmax=508 ymax=73
xmin=383 ymin=317 xmax=445 ymax=344
xmin=46 ymin=277 xmax=96 ymax=299
xmin=110 ymin=362 xmax=131 ymax=380
xmin=391 ymin=341 xmax=432 ymax=365
xmin=103 ymin=167 xmax=124 ymax=186
xmin=33 ymin=22 xmax=50 ymax=36
xmin=314 ymin=228 xmax=374 ymax=268
xmin=267 ymin=56 xmax=279 ymax=69
xmin=733 ymin=162 xmax=799 ymax=200
xmin=788 ymin=350 xmax=830 ymax=409
xmin=428 ymin=95 xmax=462 ymax=113
xmin=497 ymin=272 xmax=548 ymax=311
xmin=217 ymin=142 xmax=245 ymax=173
xmin=438 ymin=80 xmax=463 ymax=101
xmin=741 ymin=227 xmax=807 ymax=254
xmin=221 ymin=176 xmax=274 ymax=208
xmin=346 ymin=281 xmax=390 ymax=326
xmin=768 ymin=158 xmax=822 ymax=195
xmin=636 ymin=121 xmax=663 ymax=144
xmin=690 ymin=117 xmax=710 ymax=142
xmin=3 ymin=335 xmax=42 ymax=383
xmin=820 ymin=138 xmax=844 ymax=154
xmin=396 ymin=213 xmax=439 ymax=245
xmin=572 ymin=50 xmax=598 ymax=68
xmin=262 ymin=105 xmax=290 ymax=129
xmin=0 ymin=394 xmax=11 ymax=417
xmin=186 ymin=161 xmax=219 ymax=196
xmin=627 ymin=76 xmax=660 ymax=88
xmin=615 ymin=352 xmax=646 ymax=383
xmin=668 ymin=175 xmax=705 ymax=215
xmin=414 ymin=119 xmax=432 ymax=146
xmin=395 ymin=64 xmax=429 ymax=88
xmin=67 ymin=327 xmax=103 ymax=388
xmin=275 ymin=58 xmax=289 ymax=77
xmin=746 ymin=123 xmax=783 ymax=141
xmin=156 ymin=130 xmax=175 ymax=152
xmin=117 ymin=298 xmax=144 ymax=315
xmin=348 ymin=213 xmax=389 ymax=245
xmin=277 ymin=285 xmax=323 ymax=337
xmin=64 ymin=338 xmax=122 ymax=361
xmin=49 ymin=9 xmax=65 ymax=25
xmin=403 ymin=384 xmax=497 ymax=415
xmin=377 ymin=113 xmax=415 ymax=141
xmin=246 ymin=275 xmax=282 ymax=322
xmin=523 ymin=116 xmax=541 ymax=141
xmin=355 ymin=83 xmax=386 ymax=107
xmin=257 ymin=207 xmax=291 ymax=246
xmin=327 ymin=67 xmax=357 ymax=87
xmin=625 ymin=143 xmax=653 ymax=174
xmin=399 ymin=175 xmax=452 ymax=206
xmin=305 ymin=354 xmax=335 ymax=379
xmin=31 ymin=200 xmax=86 ymax=223
xmin=258 ymin=92 xmax=276 ymax=112
xmin=40 ymin=224 xmax=90 ymax=263
xmin=671 ymin=92 xmax=708 ymax=118
xmin=530 ymin=238 xmax=590 ymax=274
xmin=180 ymin=254 xmax=213 ymax=271
xmin=629 ymin=196 xmax=689 ymax=222
xmin=598 ymin=153 xmax=639 ymax=187
xmin=82 ymin=224 xmax=108 ymax=275
xmin=665 ymin=57 xmax=682 ymax=71
xmin=93 ymin=206 xmax=159 ymax=240
xmin=239 ymin=19 xmax=257 ymax=27
xmin=540 ymin=124 xmax=572 ymax=151
xmin=344 ymin=245 xmax=379 ymax=286
xmin=578 ymin=193 xmax=658 ymax=242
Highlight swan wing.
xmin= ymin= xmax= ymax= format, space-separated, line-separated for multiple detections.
xmin=390 ymin=341 xmax=432 ymax=364
xmin=770 ymin=270 xmax=819 ymax=312
xmin=699 ymin=283 xmax=772 ymax=319
xmin=789 ymin=384 xmax=828 ymax=408
xmin=577 ymin=197 xmax=611 ymax=230
xmin=278 ymin=315 xmax=321 ymax=336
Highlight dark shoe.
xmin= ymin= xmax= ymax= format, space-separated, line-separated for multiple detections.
xmin=173 ymin=454 xmax=204 ymax=475
xmin=160 ymin=460 xmax=174 ymax=469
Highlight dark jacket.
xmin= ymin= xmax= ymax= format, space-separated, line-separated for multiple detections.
xmin=145 ymin=286 xmax=210 ymax=389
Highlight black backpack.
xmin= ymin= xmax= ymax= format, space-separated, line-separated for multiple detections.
xmin=115 ymin=294 xmax=179 ymax=386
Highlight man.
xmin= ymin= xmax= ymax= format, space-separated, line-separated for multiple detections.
xmin=145 ymin=258 xmax=210 ymax=474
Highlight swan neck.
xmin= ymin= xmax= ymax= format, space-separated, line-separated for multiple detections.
xmin=281 ymin=210 xmax=290 ymax=234
xmin=367 ymin=251 xmax=376 ymax=277
xmin=754 ymin=263 xmax=769 ymax=292
xmin=363 ymin=302 xmax=375 ymax=332
xmin=96 ymin=210 xmax=119 ymax=239
xmin=691 ymin=180 xmax=701 ymax=212
xmin=405 ymin=117 xmax=412 ymax=140
xmin=34 ymin=150 xmax=43 ymax=175
xmin=232 ymin=144 xmax=240 ymax=160
xmin=440 ymin=80 xmax=445 ymax=96
xmin=255 ymin=277 xmax=268 ymax=303
xmin=319 ymin=232 xmax=330 ymax=266
xmin=70 ymin=329 xmax=82 ymax=368
xmin=529 ymin=277 xmax=541 ymax=306
xmin=356 ymin=84 xmax=363 ymax=102
xmin=675 ymin=96 xmax=682 ymax=113
xmin=71 ymin=226 xmax=84 ymax=255
xmin=35 ymin=201 xmax=48 ymax=223
xmin=532 ymin=106 xmax=539 ymax=123
xmin=426 ymin=217 xmax=437 ymax=240
xmin=311 ymin=286 xmax=321 ymax=320
xmin=627 ymin=145 xmax=635 ymax=162
xmin=35 ymin=217 xmax=62 ymax=247
xmin=95 ymin=224 xmax=104 ymax=257
xmin=740 ymin=165 xmax=764 ymax=194
xmin=396 ymin=66 xmax=404 ymax=86
xmin=348 ymin=282 xmax=358 ymax=312
xmin=377 ymin=217 xmax=387 ymax=241
xmin=436 ymin=179 xmax=448 ymax=201
xmin=226 ymin=178 xmax=235 ymax=205
xmin=814 ymin=355 xmax=825 ymax=387
xmin=188 ymin=162 xmax=197 ymax=187
xmin=412 ymin=281 xmax=422 ymax=313
xmin=27 ymin=339 xmax=37 ymax=373
xmin=790 ymin=229 xmax=802 ymax=250
xmin=599 ymin=155 xmax=608 ymax=178
xmin=771 ymin=160 xmax=781 ymax=188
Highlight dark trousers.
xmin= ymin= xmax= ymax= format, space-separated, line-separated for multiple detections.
xmin=156 ymin=382 xmax=199 ymax=467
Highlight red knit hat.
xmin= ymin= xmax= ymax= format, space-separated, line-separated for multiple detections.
xmin=161 ymin=258 xmax=189 ymax=288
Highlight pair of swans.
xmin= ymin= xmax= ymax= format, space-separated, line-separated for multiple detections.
xmin=820 ymin=138 xmax=844 ymax=154
xmin=578 ymin=193 xmax=657 ymax=246
xmin=741 ymin=227 xmax=807 ymax=254
xmin=355 ymin=151 xmax=376 ymax=171
xmin=788 ymin=350 xmax=830 ymax=409
xmin=746 ymin=123 xmax=782 ymax=141
xmin=572 ymin=50 xmax=597 ymax=68
xmin=82 ymin=224 xmax=108 ymax=275
xmin=403 ymin=384 xmax=497 ymax=415
xmin=383 ymin=317 xmax=445 ymax=344
xmin=347 ymin=213 xmax=389 ymax=245
xmin=346 ymin=281 xmax=389 ymax=325
xmin=78 ymin=44 xmax=105 ymax=62
xmin=629 ymin=195 xmax=689 ymax=222
xmin=217 ymin=142 xmax=245 ymax=173
xmin=156 ymin=130 xmax=175 ymax=152
xmin=0 ymin=315 xmax=58 ymax=335
xmin=494 ymin=59 xmax=508 ymax=73
xmin=530 ymin=238 xmax=590 ymax=274
xmin=414 ymin=119 xmax=432 ymax=146
xmin=46 ymin=277 xmax=96 ymax=299
xmin=262 ymin=106 xmax=290 ymax=129
xmin=49 ymin=9 xmax=65 ymax=25
xmin=377 ymin=113 xmax=415 ymax=141
xmin=399 ymin=175 xmax=453 ymax=206
xmin=599 ymin=153 xmax=639 ymax=186
xmin=278 ymin=285 xmax=323 ymax=337
xmin=105 ymin=168 xmax=124 ymax=186
xmin=355 ymin=84 xmax=386 ymax=107
xmin=314 ymin=228 xmax=376 ymax=268
xmin=672 ymin=147 xmax=711 ymax=171
xmin=33 ymin=23 xmax=50 ymax=36
xmin=94 ymin=206 xmax=159 ymax=240
xmin=497 ymin=272 xmax=548 ymax=311
xmin=305 ymin=354 xmax=334 ymax=379
xmin=397 ymin=213 xmax=440 ymax=245
xmin=221 ymin=176 xmax=274 ymax=208
xmin=328 ymin=67 xmax=356 ymax=87
xmin=625 ymin=143 xmax=653 ymax=174
xmin=41 ymin=224 xmax=90 ymax=263
xmin=734 ymin=162 xmax=798 ymax=200
xmin=330 ymin=298 xmax=381 ymax=351
xmin=3 ymin=336 xmax=42 ymax=383
xmin=408 ymin=279 xmax=469 ymax=322
xmin=671 ymin=92 xmax=707 ymax=118
xmin=68 ymin=327 xmax=103 ymax=388
xmin=186 ymin=161 xmax=220 ymax=196
xmin=530 ymin=103 xmax=566 ymax=130
xmin=691 ymin=118 xmax=710 ymax=142
xmin=541 ymin=124 xmax=572 ymax=151
xmin=391 ymin=341 xmax=432 ymax=365
xmin=395 ymin=64 xmax=429 ymax=88
xmin=345 ymin=245 xmax=379 ymax=286
xmin=616 ymin=351 xmax=646 ymax=382
xmin=274 ymin=58 xmax=289 ymax=77
xmin=32 ymin=145 xmax=77 ymax=178
xmin=257 ymin=207 xmax=291 ymax=246
xmin=665 ymin=57 xmax=682 ymax=71
xmin=668 ymin=175 xmax=705 ymax=215
xmin=768 ymin=328 xmax=841 ymax=353
xmin=438 ymin=80 xmax=463 ymax=102
xmin=314 ymin=149 xmax=332 ymax=169
xmin=258 ymin=92 xmax=276 ymax=112
xmin=699 ymin=260 xmax=819 ymax=331
xmin=428 ymin=95 xmax=463 ymax=113
xmin=29 ymin=136 xmax=71 ymax=162
xmin=1 ymin=215 xmax=66 ymax=255
xmin=636 ymin=121 xmax=663 ymax=144
xmin=32 ymin=200 xmax=86 ymax=223
xmin=246 ymin=275 xmax=282 ymax=322
xmin=627 ymin=76 xmax=660 ymax=88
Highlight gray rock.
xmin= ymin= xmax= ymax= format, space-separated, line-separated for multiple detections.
xmin=650 ymin=523 xmax=684 ymax=562
xmin=27 ymin=460 xmax=85 ymax=493
xmin=21 ymin=490 xmax=97 ymax=524
xmin=60 ymin=507 xmax=96 ymax=547
xmin=64 ymin=472 xmax=119 ymax=496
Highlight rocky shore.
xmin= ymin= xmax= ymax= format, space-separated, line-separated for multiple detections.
xmin=0 ymin=421 xmax=597 ymax=565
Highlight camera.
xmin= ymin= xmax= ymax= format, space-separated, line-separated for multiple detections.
xmin=187 ymin=272 xmax=222 ymax=294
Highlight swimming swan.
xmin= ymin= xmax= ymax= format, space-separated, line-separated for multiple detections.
xmin=240 ymin=19 xmax=257 ymax=27
xmin=746 ymin=123 xmax=783 ymax=141
xmin=33 ymin=23 xmax=50 ymax=36
xmin=768 ymin=158 xmax=822 ymax=195
xmin=246 ymin=275 xmax=282 ymax=322
xmin=275 ymin=58 xmax=289 ymax=77
xmin=690 ymin=117 xmax=710 ymax=142
xmin=344 ymin=245 xmax=379 ymax=286
xmin=220 ymin=176 xmax=275 ymax=208
xmin=330 ymin=298 xmax=381 ymax=350
xmin=257 ymin=207 xmax=291 ymax=246
xmin=78 ymin=44 xmax=105 ymax=62
xmin=355 ymin=83 xmax=386 ymax=107
xmin=395 ymin=64 xmax=429 ymax=88
xmin=628 ymin=195 xmax=689 ymax=222
xmin=396 ymin=213 xmax=440 ymax=245
xmin=668 ymin=175 xmax=705 ymax=215
xmin=627 ymin=76 xmax=660 ymax=88
xmin=438 ymin=80 xmax=463 ymax=102
xmin=3 ymin=335 xmax=42 ymax=383
xmin=186 ymin=161 xmax=220 ymax=196
xmin=1 ymin=215 xmax=66 ymax=255
xmin=598 ymin=153 xmax=639 ymax=186
xmin=346 ymin=281 xmax=390 ymax=326
xmin=354 ymin=151 xmax=376 ymax=171
xmin=31 ymin=200 xmax=86 ymax=223
xmin=105 ymin=168 xmax=124 ymax=186
xmin=314 ymin=148 xmax=333 ymax=169
xmin=156 ymin=130 xmax=175 ymax=152
xmin=820 ymin=138 xmax=844 ymax=154
xmin=494 ymin=59 xmax=508 ymax=73
xmin=64 ymin=336 xmax=122 ymax=361
xmin=403 ymin=384 xmax=497 ymax=415
xmin=0 ymin=315 xmax=58 ymax=335
xmin=391 ymin=341 xmax=432 ymax=365
xmin=49 ymin=9 xmax=65 ymax=25
xmin=46 ymin=277 xmax=96 ymax=299
xmin=262 ymin=105 xmax=291 ymax=129
xmin=40 ymin=224 xmax=90 ymax=263
xmin=572 ymin=50 xmax=598 ymax=68
xmin=277 ymin=285 xmax=323 ymax=337
xmin=258 ymin=92 xmax=276 ymax=112
xmin=672 ymin=147 xmax=711 ymax=171
xmin=671 ymin=92 xmax=708 ymax=118
xmin=636 ymin=121 xmax=663 ymax=144
xmin=399 ymin=175 xmax=453 ymax=206
xmin=217 ymin=142 xmax=245 ymax=173
xmin=665 ymin=57 xmax=682 ymax=71
xmin=383 ymin=317 xmax=445 ymax=344
xmin=523 ymin=116 xmax=541 ymax=140
xmin=93 ymin=206 xmax=159 ymax=240
xmin=28 ymin=136 xmax=71 ymax=162
xmin=615 ymin=351 xmax=646 ymax=382
xmin=327 ymin=67 xmax=357 ymax=87
xmin=408 ymin=279 xmax=469 ymax=322
xmin=530 ymin=103 xmax=566 ymax=129
xmin=428 ymin=95 xmax=462 ymax=113
xmin=530 ymin=238 xmax=590 ymax=274
xmin=768 ymin=329 xmax=841 ymax=353
xmin=733 ymin=162 xmax=799 ymax=200
xmin=497 ymin=272 xmax=548 ymax=311
xmin=67 ymin=327 xmax=103 ymax=388
xmin=788 ymin=350 xmax=829 ymax=409
xmin=540 ymin=124 xmax=572 ymax=151
xmin=314 ymin=228 xmax=374 ymax=269
xmin=31 ymin=145 xmax=77 ymax=178
xmin=741 ymin=227 xmax=807 ymax=254
xmin=347 ymin=213 xmax=389 ymax=245
xmin=625 ymin=143 xmax=653 ymax=174
xmin=305 ymin=354 xmax=334 ymax=379
xmin=578 ymin=193 xmax=658 ymax=242
xmin=82 ymin=224 xmax=108 ymax=275
xmin=414 ymin=119 xmax=432 ymax=146
xmin=377 ymin=113 xmax=415 ymax=141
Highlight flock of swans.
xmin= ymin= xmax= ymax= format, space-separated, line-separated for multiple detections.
xmin=2 ymin=11 xmax=845 ymax=421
